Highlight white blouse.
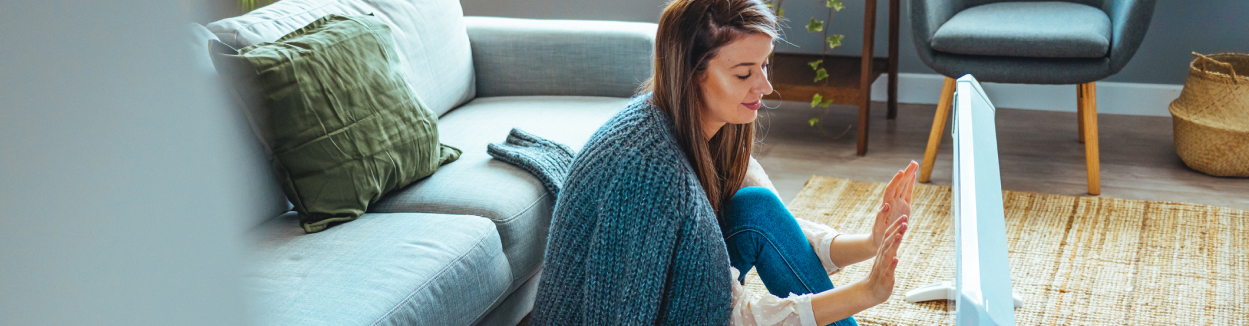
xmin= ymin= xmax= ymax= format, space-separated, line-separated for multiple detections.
xmin=731 ymin=156 xmax=841 ymax=326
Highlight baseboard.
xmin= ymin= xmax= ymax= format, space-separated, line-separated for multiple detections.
xmin=868 ymin=73 xmax=1183 ymax=117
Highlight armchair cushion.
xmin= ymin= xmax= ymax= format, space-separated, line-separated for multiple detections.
xmin=932 ymin=1 xmax=1111 ymax=58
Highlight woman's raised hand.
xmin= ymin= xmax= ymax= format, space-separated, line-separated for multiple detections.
xmin=865 ymin=213 xmax=908 ymax=304
xmin=871 ymin=161 xmax=918 ymax=249
xmin=809 ymin=170 xmax=914 ymax=324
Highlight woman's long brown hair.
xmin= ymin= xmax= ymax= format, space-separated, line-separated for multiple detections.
xmin=642 ymin=0 xmax=779 ymax=220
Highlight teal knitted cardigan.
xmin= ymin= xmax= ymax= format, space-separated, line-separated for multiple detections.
xmin=530 ymin=94 xmax=734 ymax=325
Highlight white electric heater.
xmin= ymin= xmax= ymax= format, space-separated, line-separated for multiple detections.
xmin=903 ymin=75 xmax=1022 ymax=325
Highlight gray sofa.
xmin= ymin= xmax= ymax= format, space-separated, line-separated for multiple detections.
xmin=197 ymin=0 xmax=656 ymax=324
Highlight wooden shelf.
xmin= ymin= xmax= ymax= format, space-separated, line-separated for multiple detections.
xmin=760 ymin=0 xmax=900 ymax=156
xmin=765 ymin=52 xmax=890 ymax=105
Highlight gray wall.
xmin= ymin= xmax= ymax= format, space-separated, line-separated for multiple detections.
xmin=1 ymin=0 xmax=254 ymax=325
xmin=461 ymin=0 xmax=1249 ymax=85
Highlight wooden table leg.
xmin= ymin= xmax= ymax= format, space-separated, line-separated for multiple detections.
xmin=887 ymin=0 xmax=900 ymax=120
xmin=857 ymin=0 xmax=878 ymax=156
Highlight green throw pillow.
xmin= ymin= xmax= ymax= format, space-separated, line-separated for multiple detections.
xmin=211 ymin=14 xmax=460 ymax=233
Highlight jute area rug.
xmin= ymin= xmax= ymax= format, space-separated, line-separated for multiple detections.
xmin=742 ymin=176 xmax=1248 ymax=325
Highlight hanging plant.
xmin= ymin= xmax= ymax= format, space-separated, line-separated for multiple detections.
xmin=765 ymin=0 xmax=847 ymax=127
xmin=238 ymin=0 xmax=258 ymax=14
xmin=807 ymin=0 xmax=845 ymax=127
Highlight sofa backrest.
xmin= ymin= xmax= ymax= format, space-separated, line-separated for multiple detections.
xmin=206 ymin=0 xmax=475 ymax=117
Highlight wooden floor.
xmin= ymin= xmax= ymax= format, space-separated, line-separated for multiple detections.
xmin=753 ymin=100 xmax=1249 ymax=211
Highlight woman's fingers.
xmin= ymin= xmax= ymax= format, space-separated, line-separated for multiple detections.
xmin=882 ymin=217 xmax=907 ymax=260
xmin=900 ymin=165 xmax=915 ymax=199
xmin=883 ymin=170 xmax=903 ymax=203
xmin=875 ymin=203 xmax=890 ymax=226
xmin=888 ymin=233 xmax=903 ymax=257
xmin=872 ymin=203 xmax=890 ymax=247
xmin=897 ymin=167 xmax=910 ymax=195
xmin=877 ymin=203 xmax=891 ymax=229
xmin=878 ymin=226 xmax=897 ymax=255
xmin=898 ymin=162 xmax=918 ymax=203
xmin=885 ymin=214 xmax=907 ymax=238
xmin=887 ymin=219 xmax=903 ymax=246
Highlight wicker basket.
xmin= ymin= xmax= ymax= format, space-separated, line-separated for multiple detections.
xmin=1168 ymin=52 xmax=1249 ymax=177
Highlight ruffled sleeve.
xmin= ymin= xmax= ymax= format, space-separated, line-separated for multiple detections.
xmin=742 ymin=156 xmax=780 ymax=195
xmin=730 ymin=267 xmax=819 ymax=326
xmin=794 ymin=217 xmax=841 ymax=275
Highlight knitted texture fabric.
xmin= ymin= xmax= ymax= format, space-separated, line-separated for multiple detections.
xmin=530 ymin=94 xmax=734 ymax=325
xmin=487 ymin=128 xmax=576 ymax=197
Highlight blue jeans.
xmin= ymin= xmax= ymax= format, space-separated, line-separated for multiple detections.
xmin=722 ymin=187 xmax=858 ymax=326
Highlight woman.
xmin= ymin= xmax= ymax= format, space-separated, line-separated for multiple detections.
xmin=530 ymin=0 xmax=918 ymax=324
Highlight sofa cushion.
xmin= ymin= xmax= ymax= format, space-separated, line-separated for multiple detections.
xmin=932 ymin=1 xmax=1112 ymax=58
xmin=371 ymin=96 xmax=630 ymax=283
xmin=206 ymin=0 xmax=474 ymax=116
xmin=212 ymin=15 xmax=461 ymax=233
xmin=247 ymin=211 xmax=511 ymax=326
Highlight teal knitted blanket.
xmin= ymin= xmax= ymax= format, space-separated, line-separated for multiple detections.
xmin=525 ymin=94 xmax=734 ymax=325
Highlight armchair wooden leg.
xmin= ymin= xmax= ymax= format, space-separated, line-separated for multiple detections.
xmin=1077 ymin=84 xmax=1086 ymax=144
xmin=1080 ymin=82 xmax=1101 ymax=195
xmin=920 ymin=77 xmax=957 ymax=183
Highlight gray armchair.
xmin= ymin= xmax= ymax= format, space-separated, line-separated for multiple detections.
xmin=911 ymin=0 xmax=1156 ymax=195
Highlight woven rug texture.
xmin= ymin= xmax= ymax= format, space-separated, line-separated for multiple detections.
xmin=742 ymin=176 xmax=1247 ymax=325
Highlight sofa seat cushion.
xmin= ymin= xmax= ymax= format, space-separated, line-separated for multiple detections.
xmin=247 ymin=212 xmax=511 ymax=326
xmin=206 ymin=0 xmax=474 ymax=116
xmin=932 ymin=1 xmax=1112 ymax=58
xmin=371 ymin=95 xmax=629 ymax=284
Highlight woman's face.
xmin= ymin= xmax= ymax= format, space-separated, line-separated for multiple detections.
xmin=698 ymin=33 xmax=775 ymax=139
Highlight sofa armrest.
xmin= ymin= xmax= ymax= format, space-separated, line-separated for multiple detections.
xmin=465 ymin=16 xmax=657 ymax=98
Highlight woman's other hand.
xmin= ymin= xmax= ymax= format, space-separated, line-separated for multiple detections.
xmin=871 ymin=161 xmax=918 ymax=249
xmin=866 ymin=213 xmax=907 ymax=304
xmin=808 ymin=213 xmax=909 ymax=324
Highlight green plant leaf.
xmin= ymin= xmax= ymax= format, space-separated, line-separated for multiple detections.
xmin=807 ymin=59 xmax=823 ymax=71
xmin=238 ymin=0 xmax=256 ymax=13
xmin=809 ymin=118 xmax=819 ymax=126
xmin=826 ymin=0 xmax=844 ymax=11
xmin=822 ymin=99 xmax=835 ymax=107
xmin=777 ymin=8 xmax=784 ymax=18
xmin=806 ymin=17 xmax=824 ymax=33
xmin=810 ymin=93 xmax=823 ymax=108
xmin=814 ymin=68 xmax=829 ymax=83
xmin=827 ymin=34 xmax=844 ymax=49
xmin=765 ymin=3 xmax=772 ymax=7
